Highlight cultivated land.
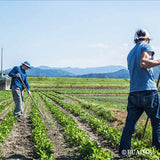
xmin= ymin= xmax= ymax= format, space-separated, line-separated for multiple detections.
xmin=0 ymin=77 xmax=159 ymax=160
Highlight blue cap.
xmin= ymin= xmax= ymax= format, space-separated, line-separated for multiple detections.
xmin=22 ymin=61 xmax=31 ymax=69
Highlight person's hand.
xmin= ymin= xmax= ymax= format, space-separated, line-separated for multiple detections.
xmin=28 ymin=90 xmax=31 ymax=95
xmin=16 ymin=73 xmax=21 ymax=78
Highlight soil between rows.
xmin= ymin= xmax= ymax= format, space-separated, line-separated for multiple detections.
xmin=0 ymin=99 xmax=35 ymax=160
xmin=37 ymin=94 xmax=79 ymax=160
xmin=44 ymin=94 xmax=127 ymax=159
xmin=0 ymin=92 xmax=134 ymax=160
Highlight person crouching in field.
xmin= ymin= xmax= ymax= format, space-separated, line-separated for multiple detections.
xmin=119 ymin=29 xmax=160 ymax=157
xmin=8 ymin=61 xmax=31 ymax=122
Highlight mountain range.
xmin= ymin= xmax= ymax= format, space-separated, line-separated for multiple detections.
xmin=5 ymin=65 xmax=160 ymax=79
xmin=38 ymin=65 xmax=126 ymax=75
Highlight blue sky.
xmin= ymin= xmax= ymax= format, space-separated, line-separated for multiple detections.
xmin=1 ymin=1 xmax=160 ymax=69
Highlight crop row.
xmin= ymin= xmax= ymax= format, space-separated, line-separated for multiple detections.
xmin=0 ymin=109 xmax=16 ymax=154
xmin=74 ymin=95 xmax=127 ymax=110
xmin=42 ymin=91 xmax=160 ymax=159
xmin=31 ymin=93 xmax=55 ymax=160
xmin=0 ymin=99 xmax=13 ymax=114
xmin=42 ymin=92 xmax=121 ymax=146
xmin=39 ymin=92 xmax=113 ymax=160
xmin=0 ymin=91 xmax=12 ymax=103
xmin=41 ymin=90 xmax=64 ymax=100
xmin=70 ymin=96 xmax=153 ymax=145
xmin=67 ymin=95 xmax=115 ymax=122
xmin=52 ymin=88 xmax=129 ymax=94
xmin=0 ymin=97 xmax=29 ymax=155
xmin=28 ymin=77 xmax=130 ymax=87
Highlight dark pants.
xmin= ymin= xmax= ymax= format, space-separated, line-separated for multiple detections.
xmin=119 ymin=90 xmax=160 ymax=155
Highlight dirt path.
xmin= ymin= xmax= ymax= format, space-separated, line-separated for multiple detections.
xmin=38 ymin=94 xmax=79 ymax=160
xmin=0 ymin=99 xmax=35 ymax=160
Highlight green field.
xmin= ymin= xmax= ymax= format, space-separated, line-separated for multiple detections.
xmin=28 ymin=77 xmax=130 ymax=87
xmin=0 ymin=77 xmax=158 ymax=160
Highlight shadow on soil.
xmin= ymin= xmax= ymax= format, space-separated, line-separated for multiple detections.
xmin=56 ymin=155 xmax=84 ymax=160
xmin=1 ymin=154 xmax=32 ymax=160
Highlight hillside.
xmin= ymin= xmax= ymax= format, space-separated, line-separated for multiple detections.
xmin=5 ymin=65 xmax=160 ymax=79
xmin=38 ymin=65 xmax=126 ymax=75
xmin=26 ymin=67 xmax=74 ymax=77
xmin=76 ymin=69 xmax=129 ymax=79
xmin=6 ymin=67 xmax=74 ymax=77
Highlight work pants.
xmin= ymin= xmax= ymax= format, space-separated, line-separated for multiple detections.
xmin=119 ymin=90 xmax=160 ymax=156
xmin=12 ymin=86 xmax=24 ymax=116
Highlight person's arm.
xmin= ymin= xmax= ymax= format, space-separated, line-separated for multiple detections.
xmin=24 ymin=77 xmax=30 ymax=91
xmin=140 ymin=51 xmax=160 ymax=69
xmin=8 ymin=66 xmax=18 ymax=77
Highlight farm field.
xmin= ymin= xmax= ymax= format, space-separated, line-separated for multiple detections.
xmin=0 ymin=77 xmax=159 ymax=160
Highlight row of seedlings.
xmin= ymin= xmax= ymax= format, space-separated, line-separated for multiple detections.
xmin=0 ymin=91 xmax=12 ymax=102
xmin=0 ymin=109 xmax=16 ymax=151
xmin=39 ymin=93 xmax=113 ymax=160
xmin=42 ymin=91 xmax=160 ymax=159
xmin=41 ymin=91 xmax=115 ymax=122
xmin=30 ymin=93 xmax=55 ymax=160
xmin=66 ymin=95 xmax=153 ymax=144
xmin=0 ymin=99 xmax=14 ymax=114
xmin=66 ymin=95 xmax=115 ymax=122
xmin=52 ymin=88 xmax=128 ymax=95
xmin=0 ymin=94 xmax=30 ymax=155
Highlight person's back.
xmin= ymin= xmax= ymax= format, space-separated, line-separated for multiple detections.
xmin=127 ymin=41 xmax=157 ymax=92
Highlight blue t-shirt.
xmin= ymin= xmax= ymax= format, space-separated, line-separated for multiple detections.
xmin=127 ymin=42 xmax=157 ymax=92
xmin=8 ymin=65 xmax=30 ymax=90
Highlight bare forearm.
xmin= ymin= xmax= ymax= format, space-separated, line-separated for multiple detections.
xmin=141 ymin=59 xmax=160 ymax=69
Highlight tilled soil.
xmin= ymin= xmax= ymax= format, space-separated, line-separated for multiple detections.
xmin=46 ymin=95 xmax=124 ymax=159
xmin=38 ymin=95 xmax=79 ymax=160
xmin=33 ymin=86 xmax=128 ymax=89
xmin=0 ymin=93 xmax=134 ymax=160
xmin=0 ymin=100 xmax=35 ymax=160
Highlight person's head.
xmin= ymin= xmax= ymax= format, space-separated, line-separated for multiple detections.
xmin=134 ymin=29 xmax=151 ymax=44
xmin=22 ymin=61 xmax=31 ymax=70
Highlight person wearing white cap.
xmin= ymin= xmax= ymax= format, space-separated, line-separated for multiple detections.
xmin=8 ymin=61 xmax=31 ymax=122
xmin=119 ymin=29 xmax=160 ymax=157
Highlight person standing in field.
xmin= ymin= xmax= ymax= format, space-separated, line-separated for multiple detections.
xmin=119 ymin=29 xmax=160 ymax=156
xmin=8 ymin=61 xmax=31 ymax=122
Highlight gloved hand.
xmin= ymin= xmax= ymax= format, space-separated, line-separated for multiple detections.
xmin=28 ymin=90 xmax=31 ymax=95
xmin=16 ymin=73 xmax=21 ymax=78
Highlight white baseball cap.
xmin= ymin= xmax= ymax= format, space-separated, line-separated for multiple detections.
xmin=134 ymin=29 xmax=150 ymax=40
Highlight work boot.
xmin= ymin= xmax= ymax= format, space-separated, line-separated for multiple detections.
xmin=17 ymin=115 xmax=22 ymax=122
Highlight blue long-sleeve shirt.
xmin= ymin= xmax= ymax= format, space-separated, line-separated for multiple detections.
xmin=8 ymin=65 xmax=30 ymax=91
